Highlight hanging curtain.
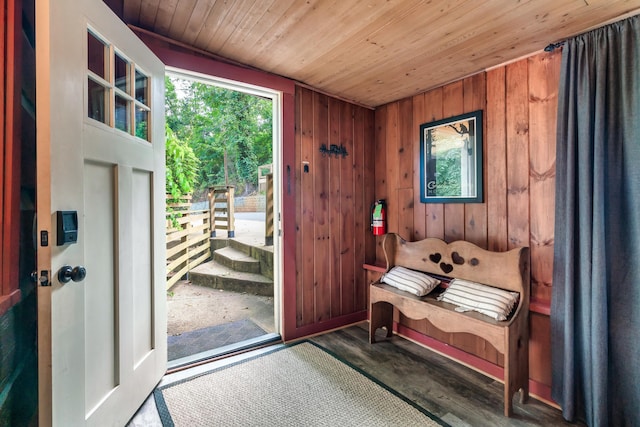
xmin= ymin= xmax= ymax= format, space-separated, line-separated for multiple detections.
xmin=551 ymin=15 xmax=640 ymax=427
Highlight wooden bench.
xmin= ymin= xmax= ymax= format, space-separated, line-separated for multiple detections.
xmin=369 ymin=233 xmax=530 ymax=416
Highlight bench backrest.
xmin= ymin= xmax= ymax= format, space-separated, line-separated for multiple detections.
xmin=382 ymin=233 xmax=530 ymax=305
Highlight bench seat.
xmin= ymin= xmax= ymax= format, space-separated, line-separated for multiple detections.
xmin=369 ymin=233 xmax=530 ymax=417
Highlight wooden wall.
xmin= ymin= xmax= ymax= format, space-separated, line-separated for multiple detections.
xmin=374 ymin=50 xmax=561 ymax=389
xmin=295 ymin=86 xmax=375 ymax=328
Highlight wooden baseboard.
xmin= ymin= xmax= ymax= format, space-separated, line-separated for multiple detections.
xmin=395 ymin=323 xmax=556 ymax=406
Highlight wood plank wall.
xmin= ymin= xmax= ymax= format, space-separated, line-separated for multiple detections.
xmin=374 ymin=50 xmax=561 ymax=388
xmin=295 ymin=86 xmax=376 ymax=328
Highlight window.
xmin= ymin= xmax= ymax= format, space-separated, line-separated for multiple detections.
xmin=87 ymin=29 xmax=151 ymax=142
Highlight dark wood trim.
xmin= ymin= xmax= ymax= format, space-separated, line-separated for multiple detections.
xmin=284 ymin=311 xmax=368 ymax=341
xmin=133 ymin=29 xmax=295 ymax=95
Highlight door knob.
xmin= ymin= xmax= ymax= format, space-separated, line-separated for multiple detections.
xmin=71 ymin=266 xmax=87 ymax=282
xmin=58 ymin=265 xmax=87 ymax=283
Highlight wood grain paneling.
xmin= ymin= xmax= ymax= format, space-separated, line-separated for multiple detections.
xmin=295 ymin=86 xmax=375 ymax=328
xmin=112 ymin=0 xmax=636 ymax=107
xmin=374 ymin=51 xmax=562 ymax=387
xmin=486 ymin=66 xmax=509 ymax=252
xmin=528 ymin=53 xmax=560 ymax=305
xmin=423 ymin=88 xmax=445 ymax=240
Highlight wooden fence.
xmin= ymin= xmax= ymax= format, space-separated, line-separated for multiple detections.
xmin=166 ymin=195 xmax=211 ymax=289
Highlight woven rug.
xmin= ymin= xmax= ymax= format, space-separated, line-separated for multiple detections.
xmin=168 ymin=318 xmax=266 ymax=361
xmin=154 ymin=341 xmax=447 ymax=427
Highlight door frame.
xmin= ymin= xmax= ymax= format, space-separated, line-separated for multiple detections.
xmin=134 ymin=30 xmax=300 ymax=340
xmin=166 ymin=66 xmax=284 ymax=336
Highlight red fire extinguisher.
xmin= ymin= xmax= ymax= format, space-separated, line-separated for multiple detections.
xmin=371 ymin=199 xmax=387 ymax=236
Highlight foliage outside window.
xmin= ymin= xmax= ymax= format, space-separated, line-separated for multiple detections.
xmin=165 ymin=76 xmax=273 ymax=198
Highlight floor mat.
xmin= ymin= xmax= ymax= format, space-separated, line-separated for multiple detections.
xmin=155 ymin=341 xmax=448 ymax=426
xmin=167 ymin=318 xmax=266 ymax=361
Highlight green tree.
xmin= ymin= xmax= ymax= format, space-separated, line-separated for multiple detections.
xmin=164 ymin=76 xmax=272 ymax=197
xmin=165 ymin=124 xmax=199 ymax=198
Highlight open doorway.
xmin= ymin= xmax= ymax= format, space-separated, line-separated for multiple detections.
xmin=164 ymin=68 xmax=282 ymax=369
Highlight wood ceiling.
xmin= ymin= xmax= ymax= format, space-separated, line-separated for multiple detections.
xmin=105 ymin=0 xmax=640 ymax=107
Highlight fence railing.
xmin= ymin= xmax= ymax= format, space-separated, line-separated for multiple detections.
xmin=166 ymin=195 xmax=211 ymax=289
xmin=209 ymin=185 xmax=235 ymax=238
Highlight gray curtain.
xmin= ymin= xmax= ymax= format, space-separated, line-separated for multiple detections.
xmin=551 ymin=15 xmax=640 ymax=427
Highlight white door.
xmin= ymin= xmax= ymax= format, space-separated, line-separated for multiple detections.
xmin=36 ymin=0 xmax=166 ymax=425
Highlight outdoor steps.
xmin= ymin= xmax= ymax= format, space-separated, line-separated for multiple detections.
xmin=189 ymin=259 xmax=273 ymax=296
xmin=213 ymin=246 xmax=261 ymax=274
xmin=189 ymin=238 xmax=274 ymax=296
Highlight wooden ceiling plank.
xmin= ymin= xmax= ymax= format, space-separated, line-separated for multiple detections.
xmin=259 ymin=0 xmax=403 ymax=73
xmin=123 ymin=0 xmax=142 ymax=25
xmin=215 ymin=0 xmax=279 ymax=54
xmin=153 ymin=0 xmax=179 ymax=35
xmin=114 ymin=0 xmax=640 ymax=107
xmin=311 ymin=0 xmax=638 ymax=105
xmin=292 ymin=0 xmax=482 ymax=84
xmin=246 ymin=0 xmax=340 ymax=71
xmin=138 ymin=0 xmax=161 ymax=30
xmin=166 ymin=0 xmax=198 ymax=41
xmin=196 ymin=0 xmax=262 ymax=53
xmin=181 ymin=0 xmax=220 ymax=46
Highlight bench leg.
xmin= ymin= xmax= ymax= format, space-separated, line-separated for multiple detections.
xmin=504 ymin=325 xmax=529 ymax=417
xmin=369 ymin=301 xmax=393 ymax=343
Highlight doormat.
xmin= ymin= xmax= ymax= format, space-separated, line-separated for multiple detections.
xmin=168 ymin=318 xmax=266 ymax=361
xmin=155 ymin=341 xmax=449 ymax=426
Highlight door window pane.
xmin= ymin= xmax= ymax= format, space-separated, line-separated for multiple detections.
xmin=135 ymin=69 xmax=148 ymax=105
xmin=88 ymin=78 xmax=108 ymax=124
xmin=115 ymin=53 xmax=129 ymax=93
xmin=87 ymin=29 xmax=152 ymax=142
xmin=87 ymin=32 xmax=107 ymax=79
xmin=135 ymin=107 xmax=149 ymax=141
xmin=115 ymin=95 xmax=130 ymax=133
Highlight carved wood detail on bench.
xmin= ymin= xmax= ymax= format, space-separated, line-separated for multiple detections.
xmin=369 ymin=233 xmax=530 ymax=417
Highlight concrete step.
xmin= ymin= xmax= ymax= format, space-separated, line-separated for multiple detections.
xmin=208 ymin=237 xmax=275 ymax=280
xmin=213 ymin=246 xmax=261 ymax=274
xmin=189 ymin=259 xmax=273 ymax=297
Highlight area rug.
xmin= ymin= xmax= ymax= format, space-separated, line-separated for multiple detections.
xmin=154 ymin=341 xmax=448 ymax=426
xmin=168 ymin=318 xmax=266 ymax=361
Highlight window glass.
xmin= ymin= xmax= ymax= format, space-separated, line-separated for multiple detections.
xmin=135 ymin=69 xmax=148 ymax=105
xmin=87 ymin=32 xmax=107 ymax=79
xmin=115 ymin=95 xmax=130 ymax=133
xmin=115 ymin=53 xmax=129 ymax=93
xmin=87 ymin=78 xmax=108 ymax=124
xmin=87 ymin=29 xmax=151 ymax=142
xmin=135 ymin=107 xmax=149 ymax=141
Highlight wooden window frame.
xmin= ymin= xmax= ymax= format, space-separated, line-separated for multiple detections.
xmin=1 ymin=0 xmax=23 ymax=315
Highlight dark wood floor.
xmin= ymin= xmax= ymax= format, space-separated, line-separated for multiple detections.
xmin=310 ymin=323 xmax=581 ymax=427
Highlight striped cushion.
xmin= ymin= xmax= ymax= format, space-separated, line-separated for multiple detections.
xmin=381 ymin=266 xmax=440 ymax=297
xmin=437 ymin=279 xmax=519 ymax=321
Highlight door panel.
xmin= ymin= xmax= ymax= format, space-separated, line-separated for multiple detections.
xmin=36 ymin=0 xmax=166 ymax=424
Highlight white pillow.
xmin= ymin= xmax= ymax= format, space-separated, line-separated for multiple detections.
xmin=437 ymin=278 xmax=519 ymax=321
xmin=381 ymin=266 xmax=440 ymax=297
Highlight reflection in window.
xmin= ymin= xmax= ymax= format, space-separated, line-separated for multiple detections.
xmin=135 ymin=107 xmax=149 ymax=141
xmin=135 ymin=69 xmax=148 ymax=104
xmin=115 ymin=95 xmax=130 ymax=133
xmin=86 ymin=29 xmax=152 ymax=142
xmin=115 ymin=53 xmax=129 ymax=93
xmin=87 ymin=31 xmax=107 ymax=79
xmin=87 ymin=78 xmax=108 ymax=124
